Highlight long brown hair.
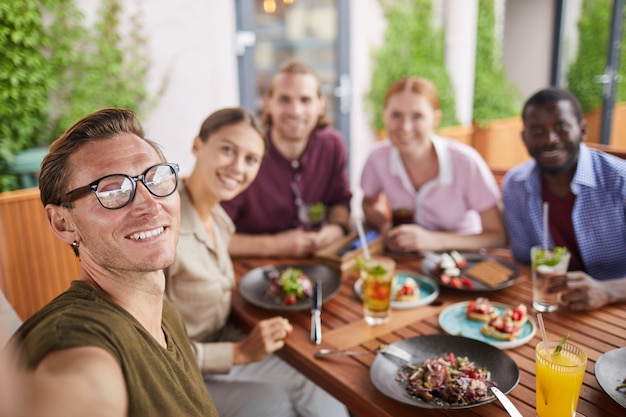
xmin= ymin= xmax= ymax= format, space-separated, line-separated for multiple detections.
xmin=198 ymin=107 xmax=266 ymax=152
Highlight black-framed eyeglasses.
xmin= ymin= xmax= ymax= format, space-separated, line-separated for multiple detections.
xmin=58 ymin=163 xmax=180 ymax=210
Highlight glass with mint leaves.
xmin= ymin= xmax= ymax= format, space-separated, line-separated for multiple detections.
xmin=355 ymin=256 xmax=396 ymax=325
xmin=531 ymin=246 xmax=571 ymax=312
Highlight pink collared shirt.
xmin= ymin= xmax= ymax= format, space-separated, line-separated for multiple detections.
xmin=360 ymin=136 xmax=500 ymax=234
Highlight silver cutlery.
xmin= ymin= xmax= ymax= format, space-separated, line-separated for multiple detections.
xmin=310 ymin=279 xmax=322 ymax=344
xmin=491 ymin=386 xmax=523 ymax=417
xmin=315 ymin=344 xmax=412 ymax=363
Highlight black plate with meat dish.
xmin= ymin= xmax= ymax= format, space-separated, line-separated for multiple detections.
xmin=370 ymin=334 xmax=520 ymax=409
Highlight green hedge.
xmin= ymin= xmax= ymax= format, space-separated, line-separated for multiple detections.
xmin=367 ymin=0 xmax=458 ymax=130
xmin=472 ymin=0 xmax=522 ymax=127
xmin=368 ymin=0 xmax=522 ymax=131
xmin=0 ymin=0 xmax=152 ymax=192
xmin=567 ymin=0 xmax=626 ymax=112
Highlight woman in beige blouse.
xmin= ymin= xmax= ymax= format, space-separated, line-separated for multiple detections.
xmin=165 ymin=108 xmax=348 ymax=417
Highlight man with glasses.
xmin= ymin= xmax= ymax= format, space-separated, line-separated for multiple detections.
xmin=4 ymin=108 xmax=218 ymax=416
xmin=222 ymin=60 xmax=352 ymax=257
xmin=503 ymin=87 xmax=626 ymax=311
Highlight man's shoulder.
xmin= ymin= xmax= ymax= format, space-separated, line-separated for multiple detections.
xmin=588 ymin=146 xmax=626 ymax=173
xmin=502 ymin=160 xmax=535 ymax=190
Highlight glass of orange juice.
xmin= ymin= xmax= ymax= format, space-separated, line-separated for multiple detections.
xmin=535 ymin=340 xmax=587 ymax=417
xmin=357 ymin=256 xmax=396 ymax=325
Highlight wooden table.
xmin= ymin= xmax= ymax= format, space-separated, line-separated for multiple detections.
xmin=231 ymin=252 xmax=626 ymax=417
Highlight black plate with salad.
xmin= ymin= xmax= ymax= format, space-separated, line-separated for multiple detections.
xmin=369 ymin=334 xmax=519 ymax=409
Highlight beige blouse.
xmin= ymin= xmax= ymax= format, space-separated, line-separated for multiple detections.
xmin=165 ymin=182 xmax=242 ymax=374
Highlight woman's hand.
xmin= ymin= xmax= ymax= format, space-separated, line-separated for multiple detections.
xmin=233 ymin=317 xmax=293 ymax=365
xmin=385 ymin=224 xmax=439 ymax=252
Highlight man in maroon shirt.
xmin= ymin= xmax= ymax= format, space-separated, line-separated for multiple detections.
xmin=222 ymin=60 xmax=352 ymax=257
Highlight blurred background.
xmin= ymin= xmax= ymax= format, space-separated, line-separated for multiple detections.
xmin=1 ymin=0 xmax=624 ymax=214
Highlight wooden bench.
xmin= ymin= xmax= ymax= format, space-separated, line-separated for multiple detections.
xmin=586 ymin=141 xmax=626 ymax=159
xmin=0 ymin=188 xmax=80 ymax=321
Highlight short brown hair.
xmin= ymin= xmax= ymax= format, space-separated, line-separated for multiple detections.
xmin=384 ymin=77 xmax=441 ymax=111
xmin=198 ymin=107 xmax=266 ymax=151
xmin=39 ymin=108 xmax=165 ymax=207
xmin=261 ymin=59 xmax=331 ymax=129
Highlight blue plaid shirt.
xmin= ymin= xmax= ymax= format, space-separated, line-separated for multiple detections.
xmin=503 ymin=144 xmax=626 ymax=281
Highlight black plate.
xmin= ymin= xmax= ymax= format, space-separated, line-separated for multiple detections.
xmin=370 ymin=334 xmax=520 ymax=409
xmin=238 ymin=264 xmax=340 ymax=311
xmin=595 ymin=347 xmax=626 ymax=408
xmin=421 ymin=253 xmax=519 ymax=291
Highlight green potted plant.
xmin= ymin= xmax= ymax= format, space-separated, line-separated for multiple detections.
xmin=471 ymin=0 xmax=526 ymax=169
xmin=0 ymin=0 xmax=153 ymax=192
xmin=366 ymin=0 xmax=459 ymax=136
xmin=567 ymin=0 xmax=626 ymax=147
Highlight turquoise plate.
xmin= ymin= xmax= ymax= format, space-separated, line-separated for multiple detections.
xmin=354 ymin=270 xmax=439 ymax=310
xmin=438 ymin=301 xmax=536 ymax=349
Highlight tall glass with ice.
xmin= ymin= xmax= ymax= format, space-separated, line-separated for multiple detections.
xmin=357 ymin=256 xmax=396 ymax=325
xmin=531 ymin=246 xmax=570 ymax=312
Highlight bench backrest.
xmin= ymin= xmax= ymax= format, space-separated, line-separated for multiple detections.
xmin=0 ymin=188 xmax=80 ymax=321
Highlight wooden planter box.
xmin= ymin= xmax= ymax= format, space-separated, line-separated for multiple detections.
xmin=437 ymin=124 xmax=474 ymax=146
xmin=472 ymin=117 xmax=529 ymax=170
xmin=583 ymin=102 xmax=626 ymax=148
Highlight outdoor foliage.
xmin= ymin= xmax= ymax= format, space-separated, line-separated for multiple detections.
xmin=0 ymin=1 xmax=52 ymax=189
xmin=0 ymin=0 xmax=152 ymax=192
xmin=367 ymin=0 xmax=458 ymax=130
xmin=472 ymin=0 xmax=522 ymax=127
xmin=567 ymin=0 xmax=626 ymax=112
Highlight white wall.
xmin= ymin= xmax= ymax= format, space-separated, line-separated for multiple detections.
xmin=348 ymin=0 xmax=386 ymax=217
xmin=76 ymin=0 xmax=239 ymax=176
xmin=503 ymin=0 xmax=555 ymax=97
xmin=141 ymin=1 xmax=239 ymax=176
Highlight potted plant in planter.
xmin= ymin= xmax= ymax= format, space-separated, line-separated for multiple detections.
xmin=0 ymin=0 xmax=153 ymax=192
xmin=471 ymin=0 xmax=526 ymax=169
xmin=567 ymin=0 xmax=626 ymax=148
xmin=366 ymin=0 xmax=459 ymax=138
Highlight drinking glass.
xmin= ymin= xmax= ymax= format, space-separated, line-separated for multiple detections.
xmin=391 ymin=208 xmax=415 ymax=227
xmin=531 ymin=246 xmax=571 ymax=312
xmin=359 ymin=256 xmax=396 ymax=325
xmin=535 ymin=340 xmax=587 ymax=417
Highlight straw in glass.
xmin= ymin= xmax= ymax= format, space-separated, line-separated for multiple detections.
xmin=354 ymin=218 xmax=371 ymax=260
xmin=542 ymin=202 xmax=549 ymax=251
xmin=537 ymin=313 xmax=550 ymax=357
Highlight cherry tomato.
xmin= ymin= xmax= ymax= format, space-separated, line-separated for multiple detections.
xmin=461 ymin=276 xmax=473 ymax=289
xmin=450 ymin=277 xmax=463 ymax=288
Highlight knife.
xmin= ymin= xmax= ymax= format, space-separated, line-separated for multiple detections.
xmin=310 ymin=279 xmax=322 ymax=344
xmin=491 ymin=386 xmax=523 ymax=417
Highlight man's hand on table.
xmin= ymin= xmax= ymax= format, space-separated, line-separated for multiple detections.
xmin=549 ymin=271 xmax=613 ymax=311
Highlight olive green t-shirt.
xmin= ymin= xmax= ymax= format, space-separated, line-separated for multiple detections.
xmin=11 ymin=281 xmax=218 ymax=417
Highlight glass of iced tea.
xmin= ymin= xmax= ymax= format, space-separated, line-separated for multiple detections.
xmin=535 ymin=339 xmax=587 ymax=417
xmin=357 ymin=256 xmax=396 ymax=325
xmin=531 ymin=246 xmax=570 ymax=312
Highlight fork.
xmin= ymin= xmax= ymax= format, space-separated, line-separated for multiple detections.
xmin=314 ymin=344 xmax=412 ymax=363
